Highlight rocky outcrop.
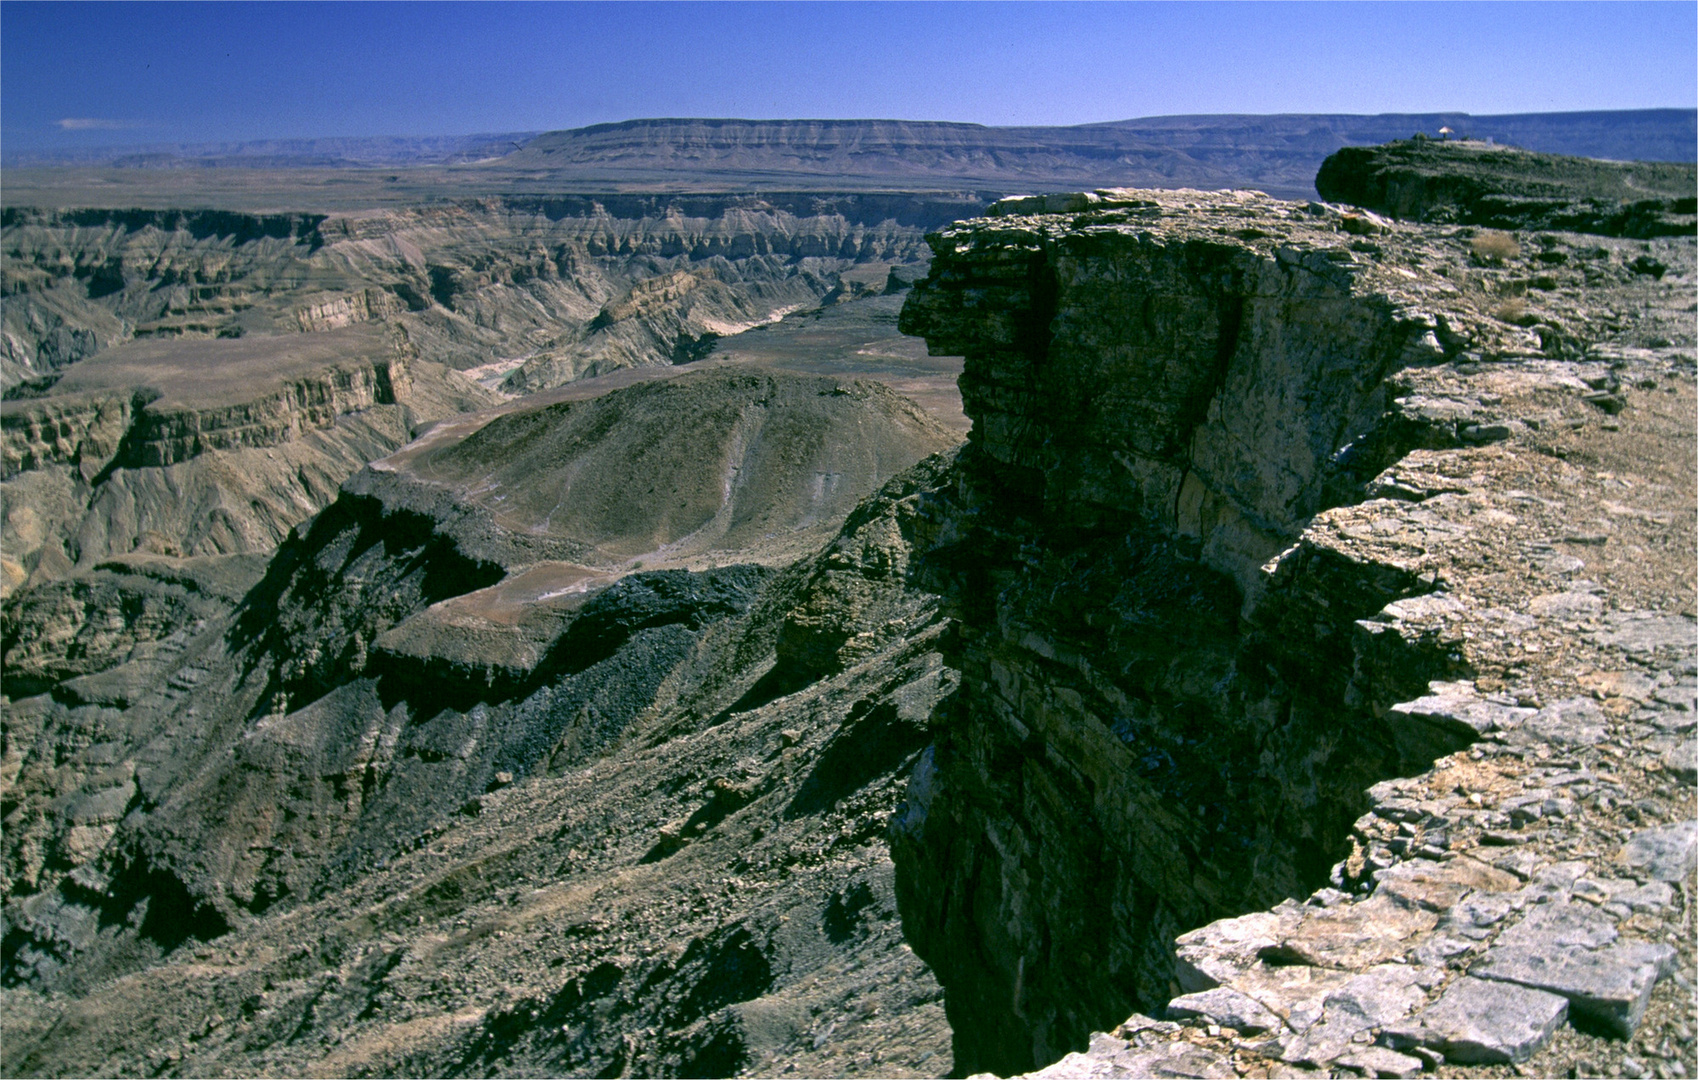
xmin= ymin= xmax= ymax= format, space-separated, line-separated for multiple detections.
xmin=3 ymin=335 xmax=412 ymax=478
xmin=891 ymin=188 xmax=1695 ymax=1077
xmin=1316 ymin=140 xmax=1698 ymax=238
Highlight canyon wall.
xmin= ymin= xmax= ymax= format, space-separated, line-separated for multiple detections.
xmin=1 ymin=196 xmax=959 ymax=392
xmin=889 ymin=188 xmax=1696 ymax=1075
xmin=0 ymin=324 xmax=495 ymax=596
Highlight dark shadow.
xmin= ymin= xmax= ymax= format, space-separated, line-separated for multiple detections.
xmin=823 ymin=881 xmax=876 ymax=944
xmin=785 ymin=699 xmax=928 ymax=819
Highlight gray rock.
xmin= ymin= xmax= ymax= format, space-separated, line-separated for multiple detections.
xmin=1280 ymin=965 xmax=1426 ymax=1067
xmin=1471 ymin=940 xmax=1677 ymax=1038
xmin=1617 ymin=821 xmax=1698 ymax=881
xmin=1027 ymin=1031 xmax=1236 ymax=1079
xmin=1385 ymin=975 xmax=1567 ymax=1064
xmin=1334 ymin=1045 xmax=1426 ymax=1078
xmin=1494 ymin=902 xmax=1619 ymax=950
xmin=1653 ymin=682 xmax=1698 ymax=712
xmin=1664 ymin=737 xmax=1697 ymax=785
xmin=1166 ymin=987 xmax=1283 ymax=1034
xmin=1172 ymin=910 xmax=1289 ymax=993
xmin=1492 ymin=849 xmax=1547 ymax=881
xmin=1623 ymin=881 xmax=1675 ymax=913
xmin=1412 ymin=934 xmax=1476 ymax=966
xmin=1389 ymin=682 xmax=1536 ymax=738
xmin=1521 ymin=697 xmax=1610 ymax=747
xmin=1516 ymin=859 xmax=1589 ymax=904
xmin=1441 ymin=892 xmax=1517 ymax=939
xmin=1594 ymin=614 xmax=1698 ymax=657
xmin=1528 ymin=592 xmax=1606 ymax=620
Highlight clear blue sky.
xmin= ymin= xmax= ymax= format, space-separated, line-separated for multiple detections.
xmin=4 ymin=1 xmax=1694 ymax=151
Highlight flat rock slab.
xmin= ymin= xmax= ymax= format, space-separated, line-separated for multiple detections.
xmin=1471 ymin=940 xmax=1677 ymax=1038
xmin=1334 ymin=1045 xmax=1426 ymax=1079
xmin=1023 ymin=1032 xmax=1235 ymax=1079
xmin=1617 ymin=820 xmax=1698 ymax=881
xmin=1375 ymin=854 xmax=1520 ymax=913
xmin=1521 ymin=697 xmax=1610 ymax=747
xmin=1166 ymin=987 xmax=1283 ymax=1034
xmin=1259 ymin=894 xmax=1438 ymax=970
xmin=1386 ymin=975 xmax=1567 ymax=1064
xmin=1494 ymin=901 xmax=1618 ymax=950
xmin=1593 ymin=613 xmax=1698 ymax=657
xmin=1279 ymin=965 xmax=1426 ymax=1067
xmin=1389 ymin=684 xmax=1535 ymax=737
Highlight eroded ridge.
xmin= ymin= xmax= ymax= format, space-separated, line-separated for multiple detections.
xmin=1 ymin=370 xmax=969 ymax=1078
xmin=889 ymin=188 xmax=1696 ymax=1078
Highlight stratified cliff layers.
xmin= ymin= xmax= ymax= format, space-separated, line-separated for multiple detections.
xmin=0 ymin=195 xmax=958 ymax=597
xmin=1 ymin=323 xmax=498 ymax=596
xmin=0 ymin=196 xmax=956 ymax=392
xmin=892 ymin=188 xmax=1695 ymax=1076
xmin=2 ymin=154 xmax=1693 ymax=1080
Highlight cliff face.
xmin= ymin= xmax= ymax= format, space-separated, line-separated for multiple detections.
xmin=2 ymin=349 xmax=409 ymax=477
xmin=0 ymin=325 xmax=495 ymax=596
xmin=890 ymin=189 xmax=1696 ymax=1075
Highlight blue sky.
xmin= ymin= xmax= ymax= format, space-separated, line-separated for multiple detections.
xmin=4 ymin=1 xmax=1694 ymax=151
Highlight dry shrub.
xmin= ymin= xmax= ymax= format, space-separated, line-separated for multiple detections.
xmin=1472 ymin=230 xmax=1521 ymax=262
xmin=1494 ymin=297 xmax=1528 ymax=324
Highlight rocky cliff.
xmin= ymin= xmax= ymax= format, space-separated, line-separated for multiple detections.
xmin=1316 ymin=139 xmax=1698 ymax=238
xmin=891 ymin=189 xmax=1695 ymax=1077
xmin=1 ymin=323 xmax=496 ymax=597
xmin=2 ymin=161 xmax=1693 ymax=1080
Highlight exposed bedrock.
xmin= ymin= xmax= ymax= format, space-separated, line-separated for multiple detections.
xmin=887 ymin=189 xmax=1601 ymax=1074
xmin=1315 ymin=139 xmax=1698 ymax=238
xmin=0 ymin=324 xmax=496 ymax=597
xmin=1 ymin=370 xmax=971 ymax=1076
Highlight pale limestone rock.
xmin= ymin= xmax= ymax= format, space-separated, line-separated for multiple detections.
xmin=1387 ymin=975 xmax=1568 ymax=1064
xmin=1472 ymin=941 xmax=1677 ymax=1038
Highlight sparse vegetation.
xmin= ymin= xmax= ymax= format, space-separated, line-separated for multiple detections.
xmin=1472 ymin=230 xmax=1521 ymax=262
xmin=1494 ymin=297 xmax=1529 ymax=324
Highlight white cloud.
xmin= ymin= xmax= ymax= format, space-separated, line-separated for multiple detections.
xmin=56 ymin=118 xmax=143 ymax=131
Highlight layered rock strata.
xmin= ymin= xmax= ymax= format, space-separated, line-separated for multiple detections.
xmin=1 ymin=196 xmax=955 ymax=392
xmin=1 ymin=323 xmax=495 ymax=596
xmin=891 ymin=188 xmax=1695 ymax=1077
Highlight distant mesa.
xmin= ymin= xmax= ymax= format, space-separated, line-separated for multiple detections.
xmin=488 ymin=112 xmax=1698 ymax=198
xmin=6 ymin=111 xmax=1692 ymax=203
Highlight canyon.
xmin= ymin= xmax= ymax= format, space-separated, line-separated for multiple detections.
xmin=2 ymin=194 xmax=962 ymax=599
xmin=1 ymin=129 xmax=1694 ymax=1080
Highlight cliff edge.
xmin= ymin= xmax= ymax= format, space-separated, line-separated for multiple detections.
xmin=892 ymin=187 xmax=1695 ymax=1077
